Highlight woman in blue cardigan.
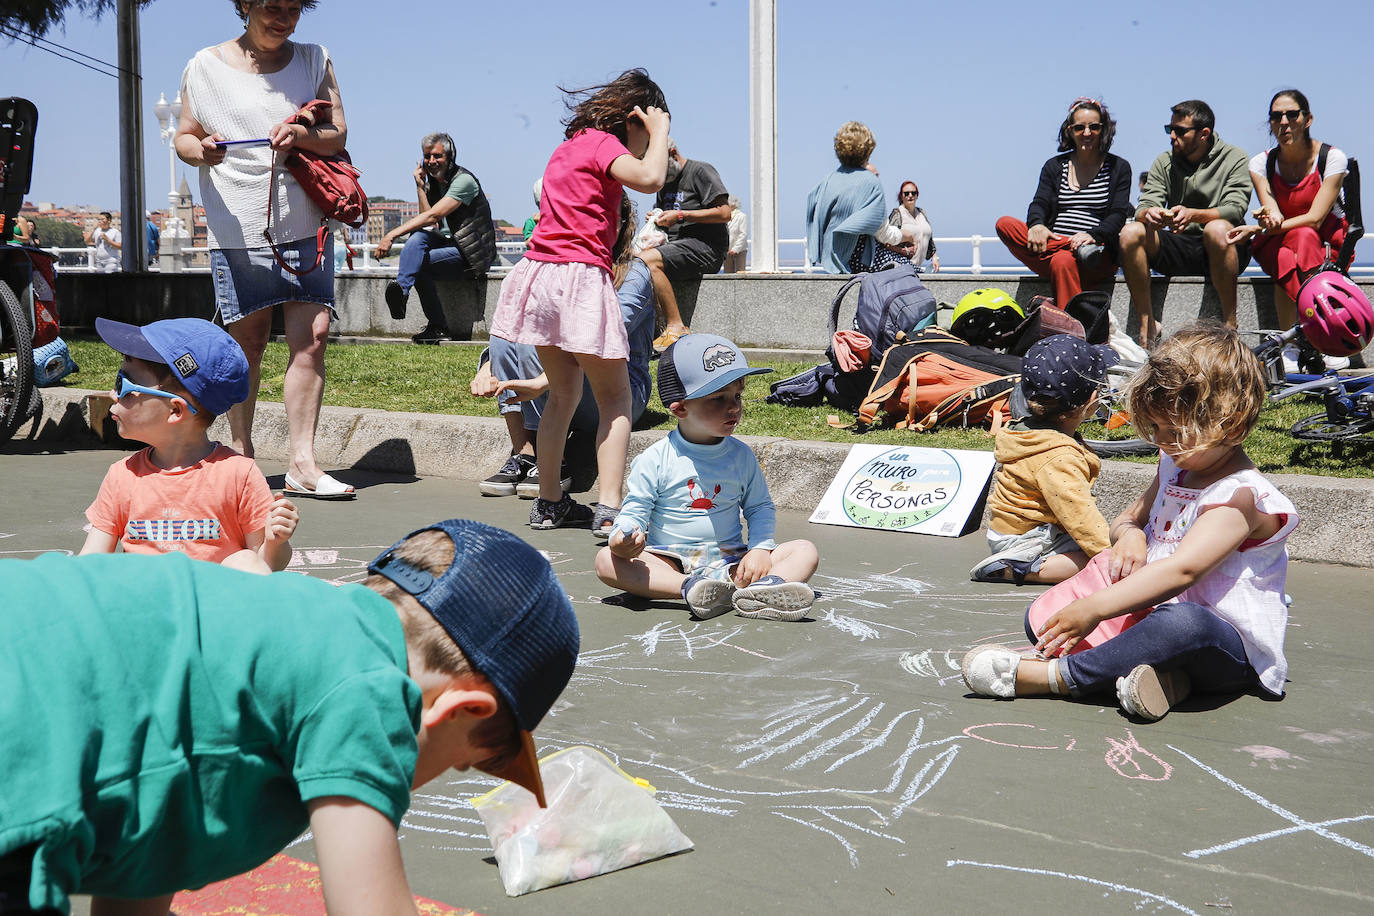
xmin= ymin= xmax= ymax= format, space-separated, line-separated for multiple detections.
xmin=996 ymin=98 xmax=1133 ymax=306
xmin=806 ymin=121 xmax=902 ymax=274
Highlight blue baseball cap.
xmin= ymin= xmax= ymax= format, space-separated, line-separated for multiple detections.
xmin=367 ymin=519 xmax=579 ymax=806
xmin=1020 ymin=334 xmax=1120 ymax=407
xmin=95 ymin=317 xmax=250 ymax=416
xmin=657 ymin=333 xmax=773 ymax=406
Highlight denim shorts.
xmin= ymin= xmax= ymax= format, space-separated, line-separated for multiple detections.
xmin=211 ymin=234 xmax=336 ymax=323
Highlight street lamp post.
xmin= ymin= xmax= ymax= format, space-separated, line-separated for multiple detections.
xmin=153 ymin=91 xmax=183 ymax=272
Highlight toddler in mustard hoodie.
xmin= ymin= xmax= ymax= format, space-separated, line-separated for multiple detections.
xmin=972 ymin=334 xmax=1116 ymax=585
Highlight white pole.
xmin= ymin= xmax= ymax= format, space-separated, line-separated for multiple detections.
xmin=748 ymin=0 xmax=778 ymax=273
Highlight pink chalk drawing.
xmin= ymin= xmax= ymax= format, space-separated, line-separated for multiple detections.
xmin=1104 ymin=729 xmax=1172 ymax=781
xmin=961 ymin=722 xmax=1076 ymax=752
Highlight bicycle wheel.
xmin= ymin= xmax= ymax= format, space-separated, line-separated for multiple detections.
xmin=0 ymin=279 xmax=36 ymax=442
xmin=1079 ymin=361 xmax=1158 ymax=458
xmin=1291 ymin=412 xmax=1374 ymax=441
xmin=1082 ymin=433 xmax=1158 ymax=458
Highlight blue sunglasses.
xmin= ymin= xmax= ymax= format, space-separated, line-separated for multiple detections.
xmin=114 ymin=369 xmax=198 ymax=414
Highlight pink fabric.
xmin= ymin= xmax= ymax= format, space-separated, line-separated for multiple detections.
xmin=490 ymin=258 xmax=629 ymax=359
xmin=830 ymin=330 xmax=871 ymax=372
xmin=1026 ymin=550 xmax=1153 ymax=653
xmin=526 ymin=129 xmax=632 ymax=273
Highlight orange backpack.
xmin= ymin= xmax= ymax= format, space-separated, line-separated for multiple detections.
xmin=852 ymin=329 xmax=1022 ymax=432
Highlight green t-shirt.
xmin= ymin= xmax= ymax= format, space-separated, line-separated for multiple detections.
xmin=436 ymin=172 xmax=480 ymax=239
xmin=0 ymin=552 xmax=421 ymax=911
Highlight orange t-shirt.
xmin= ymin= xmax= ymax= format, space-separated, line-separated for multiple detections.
xmin=86 ymin=444 xmax=273 ymax=563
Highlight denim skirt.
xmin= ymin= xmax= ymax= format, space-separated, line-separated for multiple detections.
xmin=211 ymin=234 xmax=336 ymax=323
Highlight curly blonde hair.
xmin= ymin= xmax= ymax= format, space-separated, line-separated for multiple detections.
xmin=834 ymin=121 xmax=876 ymax=168
xmin=1125 ymin=322 xmax=1266 ymax=457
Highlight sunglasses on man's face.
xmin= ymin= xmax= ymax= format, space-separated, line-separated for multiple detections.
xmin=1071 ymin=123 xmax=1104 ymax=134
xmin=1164 ymin=124 xmax=1200 ymax=136
xmin=114 ymin=370 xmax=197 ymax=414
xmin=1269 ymin=109 xmax=1306 ymax=123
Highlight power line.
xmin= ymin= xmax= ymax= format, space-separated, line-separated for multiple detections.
xmin=0 ymin=23 xmax=134 ymax=79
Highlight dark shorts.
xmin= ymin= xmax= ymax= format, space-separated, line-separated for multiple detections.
xmin=656 ymin=237 xmax=726 ymax=281
xmin=1150 ymin=229 xmax=1251 ymax=277
xmin=0 ymin=844 xmax=60 ymax=915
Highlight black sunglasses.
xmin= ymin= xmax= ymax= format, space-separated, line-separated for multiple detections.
xmin=1164 ymin=124 xmax=1200 ymax=136
xmin=1071 ymin=123 xmax=1104 ymax=134
xmin=1269 ymin=109 xmax=1306 ymax=123
xmin=900 ymin=190 xmax=918 ymax=197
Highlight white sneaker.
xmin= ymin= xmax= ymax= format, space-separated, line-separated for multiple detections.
xmin=733 ymin=576 xmax=815 ymax=621
xmin=1323 ymin=354 xmax=1351 ymax=371
xmin=1281 ymin=345 xmax=1300 ymax=376
xmin=960 ymin=645 xmax=1023 ymax=699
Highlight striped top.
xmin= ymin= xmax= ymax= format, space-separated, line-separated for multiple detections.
xmin=1050 ymin=160 xmax=1111 ymax=236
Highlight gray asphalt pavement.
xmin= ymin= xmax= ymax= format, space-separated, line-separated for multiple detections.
xmin=4 ymin=443 xmax=1372 ymax=916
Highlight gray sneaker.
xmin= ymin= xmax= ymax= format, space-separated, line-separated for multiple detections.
xmin=732 ymin=576 xmax=815 ymax=621
xmin=683 ymin=574 xmax=737 ymax=620
xmin=517 ymin=461 xmax=573 ymax=499
xmin=479 ymin=453 xmax=535 ymax=497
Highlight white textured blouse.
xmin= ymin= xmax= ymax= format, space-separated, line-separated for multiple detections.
xmin=180 ymin=43 xmax=331 ymax=248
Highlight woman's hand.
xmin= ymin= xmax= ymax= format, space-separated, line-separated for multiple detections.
xmin=1027 ymin=224 xmax=1052 ymax=253
xmin=1226 ymin=224 xmax=1261 ymax=246
xmin=1035 ymin=597 xmax=1102 ymax=657
xmin=1255 ymin=206 xmax=1284 ymax=233
xmin=199 ymin=135 xmax=227 ymax=167
xmin=930 ymin=253 xmax=940 ymax=273
xmin=268 ymin=120 xmax=303 ymax=152
xmin=1067 ymin=231 xmax=1094 ymax=250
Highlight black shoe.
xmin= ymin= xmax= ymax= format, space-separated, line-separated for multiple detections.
xmin=480 ymin=453 xmax=535 ymax=497
xmin=517 ymin=461 xmax=573 ymax=499
xmin=411 ymin=324 xmax=448 ymax=344
xmin=385 ymin=280 xmax=408 ymax=320
xmin=528 ymin=495 xmax=593 ymax=530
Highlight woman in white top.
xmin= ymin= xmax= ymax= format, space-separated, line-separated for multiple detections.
xmin=1226 ymin=88 xmax=1349 ymax=331
xmin=174 ymin=0 xmax=354 ymax=499
xmin=890 ymin=181 xmax=939 ymax=273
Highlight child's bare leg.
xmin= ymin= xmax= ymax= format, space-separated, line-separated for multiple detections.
xmin=1023 ymin=551 xmax=1089 ymax=585
xmin=534 ymin=346 xmax=583 ymax=502
xmin=764 ymin=539 xmax=820 ymax=582
xmin=575 ymin=354 xmax=632 ymax=510
xmin=221 ymin=549 xmax=272 ymax=575
xmin=595 ymin=547 xmax=685 ymax=598
xmin=1013 ymin=657 xmax=1069 ymax=696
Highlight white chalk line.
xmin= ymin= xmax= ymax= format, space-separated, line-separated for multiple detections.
xmin=786 ymin=701 xmax=886 ymax=770
xmin=892 ymin=746 xmax=961 ymax=818
xmin=763 ymin=695 xmax=851 ymax=732
xmin=740 ymin=696 xmax=855 ymax=751
xmin=738 ymin=698 xmax=872 ymax=767
xmin=946 ymin=860 xmax=1201 ymax=915
xmin=825 ymin=709 xmax=922 ymax=773
xmin=1170 ymin=744 xmax=1374 ymax=859
xmin=773 ymin=812 xmax=861 ymax=868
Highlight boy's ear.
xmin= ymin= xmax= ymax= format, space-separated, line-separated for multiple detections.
xmin=668 ymin=400 xmax=689 ymax=419
xmin=166 ymin=396 xmax=197 ymax=423
xmin=420 ymin=681 xmax=499 ymax=729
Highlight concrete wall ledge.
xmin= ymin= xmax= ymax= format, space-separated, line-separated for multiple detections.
xmin=24 ymin=386 xmax=1374 ymax=569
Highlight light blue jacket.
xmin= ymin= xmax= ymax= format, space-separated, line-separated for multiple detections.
xmin=806 ymin=166 xmax=888 ymax=273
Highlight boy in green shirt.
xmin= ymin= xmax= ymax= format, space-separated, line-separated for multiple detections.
xmin=0 ymin=519 xmax=578 ymax=915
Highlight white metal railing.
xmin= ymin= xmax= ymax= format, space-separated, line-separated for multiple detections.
xmin=35 ymin=237 xmax=1374 ymax=277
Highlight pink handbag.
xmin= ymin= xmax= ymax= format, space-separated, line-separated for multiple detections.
xmin=1025 ymin=551 xmax=1153 ymax=654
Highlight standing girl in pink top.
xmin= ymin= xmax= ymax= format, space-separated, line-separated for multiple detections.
xmin=490 ymin=69 xmax=670 ymax=533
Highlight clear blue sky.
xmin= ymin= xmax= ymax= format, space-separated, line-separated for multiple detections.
xmin=7 ymin=0 xmax=1373 ymax=264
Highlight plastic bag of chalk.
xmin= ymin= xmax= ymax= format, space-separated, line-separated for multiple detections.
xmin=469 ymin=745 xmax=693 ymax=896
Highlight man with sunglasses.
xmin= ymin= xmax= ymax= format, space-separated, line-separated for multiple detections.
xmin=80 ymin=317 xmax=299 ymax=574
xmin=377 ymin=132 xmax=497 ymax=344
xmin=1119 ymin=99 xmax=1252 ymax=346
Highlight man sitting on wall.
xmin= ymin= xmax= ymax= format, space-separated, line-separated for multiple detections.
xmin=377 ymin=132 xmax=497 ymax=344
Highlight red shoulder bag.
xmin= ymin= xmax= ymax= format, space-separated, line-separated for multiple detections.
xmin=264 ymin=99 xmax=369 ymax=276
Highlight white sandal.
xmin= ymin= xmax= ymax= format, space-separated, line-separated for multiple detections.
xmin=284 ymin=471 xmax=356 ymax=500
xmin=960 ymin=645 xmax=1023 ymax=699
xmin=1116 ymin=665 xmax=1191 ymax=721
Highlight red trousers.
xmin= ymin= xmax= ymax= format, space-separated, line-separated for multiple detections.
xmin=1251 ymin=216 xmax=1346 ymax=300
xmin=995 ymin=215 xmax=1117 ymax=306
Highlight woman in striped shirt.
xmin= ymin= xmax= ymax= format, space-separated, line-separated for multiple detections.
xmin=996 ymin=98 xmax=1134 ymax=308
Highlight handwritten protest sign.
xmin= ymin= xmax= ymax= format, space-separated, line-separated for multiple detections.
xmin=808 ymin=445 xmax=995 ymax=536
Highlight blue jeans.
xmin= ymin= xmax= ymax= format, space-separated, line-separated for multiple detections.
xmin=1033 ymin=601 xmax=1258 ymax=698
xmin=396 ymin=229 xmax=469 ymax=328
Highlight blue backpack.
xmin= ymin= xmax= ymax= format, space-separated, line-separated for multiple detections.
xmin=828 ymin=261 xmax=938 ymax=362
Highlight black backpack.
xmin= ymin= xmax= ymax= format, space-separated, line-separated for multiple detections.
xmin=828 ymin=261 xmax=938 ymax=362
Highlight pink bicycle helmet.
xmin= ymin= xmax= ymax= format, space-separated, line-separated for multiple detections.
xmin=1296 ymin=271 xmax=1374 ymax=356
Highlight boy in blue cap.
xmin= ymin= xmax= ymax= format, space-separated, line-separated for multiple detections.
xmin=80 ymin=317 xmax=298 ymax=574
xmin=972 ymin=333 xmax=1117 ymax=585
xmin=0 ymin=519 xmax=578 ymax=914
xmin=595 ymin=333 xmax=820 ymax=621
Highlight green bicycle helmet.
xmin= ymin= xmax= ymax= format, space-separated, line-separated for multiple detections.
xmin=950 ymin=288 xmax=1025 ymax=348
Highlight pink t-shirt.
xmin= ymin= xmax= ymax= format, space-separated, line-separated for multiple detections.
xmin=526 ymin=129 xmax=631 ymax=273
xmin=86 ymin=444 xmax=274 ymax=564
